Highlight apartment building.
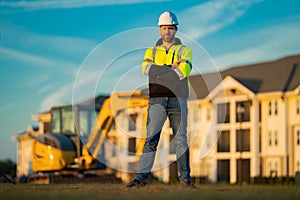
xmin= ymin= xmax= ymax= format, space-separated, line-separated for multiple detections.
xmin=113 ymin=54 xmax=300 ymax=183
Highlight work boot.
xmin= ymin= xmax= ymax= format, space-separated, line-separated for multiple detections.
xmin=181 ymin=180 xmax=197 ymax=189
xmin=126 ymin=179 xmax=146 ymax=188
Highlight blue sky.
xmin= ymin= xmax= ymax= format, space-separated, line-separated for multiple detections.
xmin=1 ymin=0 xmax=300 ymax=161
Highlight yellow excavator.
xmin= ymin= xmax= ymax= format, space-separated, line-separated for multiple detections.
xmin=29 ymin=90 xmax=148 ymax=183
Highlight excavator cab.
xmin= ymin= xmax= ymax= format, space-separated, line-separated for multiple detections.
xmin=32 ymin=101 xmax=108 ymax=172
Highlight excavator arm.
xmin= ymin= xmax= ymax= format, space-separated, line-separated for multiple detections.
xmin=79 ymin=90 xmax=148 ymax=169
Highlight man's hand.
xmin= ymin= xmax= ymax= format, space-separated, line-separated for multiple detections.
xmin=149 ymin=60 xmax=154 ymax=64
xmin=172 ymin=60 xmax=181 ymax=69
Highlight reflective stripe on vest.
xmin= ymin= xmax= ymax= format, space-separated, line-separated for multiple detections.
xmin=152 ymin=46 xmax=157 ymax=62
xmin=177 ymin=45 xmax=186 ymax=60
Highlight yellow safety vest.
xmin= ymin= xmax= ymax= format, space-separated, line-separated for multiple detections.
xmin=142 ymin=39 xmax=192 ymax=97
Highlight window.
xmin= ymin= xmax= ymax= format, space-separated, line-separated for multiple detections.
xmin=217 ymin=103 xmax=230 ymax=123
xmin=274 ymin=101 xmax=278 ymax=115
xmin=217 ymin=159 xmax=230 ymax=183
xmin=128 ymin=137 xmax=136 ymax=153
xmin=259 ymin=103 xmax=262 ymax=122
xmin=51 ymin=106 xmax=77 ymax=135
xmin=217 ymin=131 xmax=230 ymax=152
xmin=236 ymin=129 xmax=250 ymax=152
xmin=51 ymin=108 xmax=61 ymax=134
xmin=259 ymin=129 xmax=262 ymax=152
xmin=268 ymin=131 xmax=272 ymax=146
xmin=236 ymin=101 xmax=251 ymax=122
xmin=236 ymin=159 xmax=250 ymax=183
xmin=268 ymin=101 xmax=272 ymax=115
xmin=297 ymin=130 xmax=300 ymax=145
xmin=269 ymin=161 xmax=278 ymax=177
xmin=269 ymin=131 xmax=279 ymax=146
xmin=128 ymin=113 xmax=138 ymax=131
xmin=62 ymin=107 xmax=76 ymax=135
xmin=268 ymin=100 xmax=279 ymax=116
xmin=274 ymin=131 xmax=278 ymax=146
xmin=78 ymin=109 xmax=97 ymax=143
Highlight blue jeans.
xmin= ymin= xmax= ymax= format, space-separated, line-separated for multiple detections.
xmin=135 ymin=97 xmax=191 ymax=183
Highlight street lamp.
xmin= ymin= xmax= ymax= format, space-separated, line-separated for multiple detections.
xmin=237 ymin=103 xmax=245 ymax=184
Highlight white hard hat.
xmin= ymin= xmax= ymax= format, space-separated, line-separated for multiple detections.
xmin=158 ymin=11 xmax=179 ymax=26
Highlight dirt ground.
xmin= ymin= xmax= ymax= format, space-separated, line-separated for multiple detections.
xmin=0 ymin=183 xmax=299 ymax=200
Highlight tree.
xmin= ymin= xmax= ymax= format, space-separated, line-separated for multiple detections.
xmin=0 ymin=159 xmax=16 ymax=178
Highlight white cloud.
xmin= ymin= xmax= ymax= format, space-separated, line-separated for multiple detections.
xmin=1 ymin=29 xmax=92 ymax=112
xmin=179 ymin=0 xmax=263 ymax=40
xmin=0 ymin=21 xmax=96 ymax=63
xmin=176 ymin=0 xmax=300 ymax=71
xmin=213 ymin=22 xmax=300 ymax=69
xmin=38 ymin=83 xmax=55 ymax=94
xmin=0 ymin=21 xmax=96 ymax=76
xmin=0 ymin=46 xmax=76 ymax=70
xmin=39 ymin=84 xmax=73 ymax=111
xmin=0 ymin=0 xmax=166 ymax=11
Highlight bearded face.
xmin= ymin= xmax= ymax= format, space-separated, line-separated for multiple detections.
xmin=159 ymin=25 xmax=177 ymax=43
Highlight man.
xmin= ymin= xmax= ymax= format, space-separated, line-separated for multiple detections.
xmin=127 ymin=11 xmax=194 ymax=188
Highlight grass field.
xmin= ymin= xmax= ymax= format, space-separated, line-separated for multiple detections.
xmin=0 ymin=183 xmax=299 ymax=200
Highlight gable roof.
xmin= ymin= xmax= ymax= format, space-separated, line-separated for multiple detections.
xmin=189 ymin=54 xmax=300 ymax=99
